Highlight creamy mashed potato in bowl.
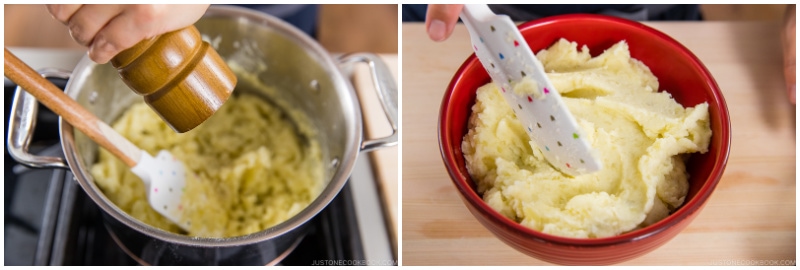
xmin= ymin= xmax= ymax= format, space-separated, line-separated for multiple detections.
xmin=439 ymin=14 xmax=730 ymax=265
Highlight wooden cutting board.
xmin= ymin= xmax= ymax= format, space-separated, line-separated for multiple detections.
xmin=352 ymin=54 xmax=399 ymax=256
xmin=401 ymin=21 xmax=796 ymax=265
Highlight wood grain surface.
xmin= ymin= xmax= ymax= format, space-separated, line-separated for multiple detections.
xmin=111 ymin=26 xmax=236 ymax=133
xmin=353 ymin=54 xmax=399 ymax=258
xmin=401 ymin=21 xmax=796 ymax=266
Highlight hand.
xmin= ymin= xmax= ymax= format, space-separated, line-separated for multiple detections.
xmin=782 ymin=4 xmax=796 ymax=104
xmin=46 ymin=4 xmax=210 ymax=64
xmin=426 ymin=4 xmax=464 ymax=42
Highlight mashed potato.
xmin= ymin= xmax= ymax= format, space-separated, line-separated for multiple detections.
xmin=462 ymin=39 xmax=712 ymax=238
xmin=90 ymin=92 xmax=323 ymax=238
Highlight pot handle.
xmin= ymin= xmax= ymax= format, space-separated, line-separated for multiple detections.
xmin=7 ymin=68 xmax=71 ymax=169
xmin=338 ymin=53 xmax=398 ymax=152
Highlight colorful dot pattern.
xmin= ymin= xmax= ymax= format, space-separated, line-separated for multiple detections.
xmin=464 ymin=14 xmax=602 ymax=175
xmin=144 ymin=150 xmax=188 ymax=227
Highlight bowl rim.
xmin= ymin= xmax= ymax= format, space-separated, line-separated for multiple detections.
xmin=439 ymin=14 xmax=731 ymax=246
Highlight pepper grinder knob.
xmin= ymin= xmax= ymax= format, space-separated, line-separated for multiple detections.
xmin=110 ymin=25 xmax=237 ymax=133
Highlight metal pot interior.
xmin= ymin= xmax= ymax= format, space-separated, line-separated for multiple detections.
xmin=61 ymin=5 xmax=361 ymax=245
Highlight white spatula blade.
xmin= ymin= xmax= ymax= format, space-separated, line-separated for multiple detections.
xmin=460 ymin=4 xmax=602 ymax=176
xmin=131 ymin=150 xmax=190 ymax=230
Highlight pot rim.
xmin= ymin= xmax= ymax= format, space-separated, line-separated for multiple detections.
xmin=60 ymin=4 xmax=363 ymax=247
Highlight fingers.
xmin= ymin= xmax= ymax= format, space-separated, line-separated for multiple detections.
xmin=46 ymin=4 xmax=82 ymax=24
xmin=66 ymin=5 xmax=125 ymax=47
xmin=426 ymin=4 xmax=463 ymax=42
xmin=144 ymin=4 xmax=210 ymax=34
xmin=46 ymin=4 xmax=210 ymax=64
xmin=88 ymin=9 xmax=144 ymax=64
xmin=87 ymin=5 xmax=209 ymax=64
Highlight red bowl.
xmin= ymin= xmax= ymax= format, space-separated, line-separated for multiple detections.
xmin=438 ymin=14 xmax=731 ymax=265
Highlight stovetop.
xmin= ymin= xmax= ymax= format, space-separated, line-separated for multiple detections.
xmin=3 ymin=78 xmax=372 ymax=266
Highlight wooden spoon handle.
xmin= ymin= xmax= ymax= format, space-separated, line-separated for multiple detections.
xmin=4 ymin=48 xmax=142 ymax=167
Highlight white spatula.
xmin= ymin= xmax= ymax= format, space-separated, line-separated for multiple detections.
xmin=460 ymin=4 xmax=602 ymax=176
xmin=5 ymin=48 xmax=191 ymax=230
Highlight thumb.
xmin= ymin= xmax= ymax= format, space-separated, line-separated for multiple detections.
xmin=426 ymin=4 xmax=463 ymax=42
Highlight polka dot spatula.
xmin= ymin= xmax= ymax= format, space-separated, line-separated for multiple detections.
xmin=5 ymin=48 xmax=191 ymax=231
xmin=460 ymin=4 xmax=602 ymax=176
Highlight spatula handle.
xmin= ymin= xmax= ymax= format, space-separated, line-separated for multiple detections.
xmin=4 ymin=48 xmax=142 ymax=167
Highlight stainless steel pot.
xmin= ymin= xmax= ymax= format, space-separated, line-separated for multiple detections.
xmin=7 ymin=5 xmax=397 ymax=265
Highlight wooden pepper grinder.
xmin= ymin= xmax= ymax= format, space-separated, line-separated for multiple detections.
xmin=110 ymin=25 xmax=237 ymax=133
